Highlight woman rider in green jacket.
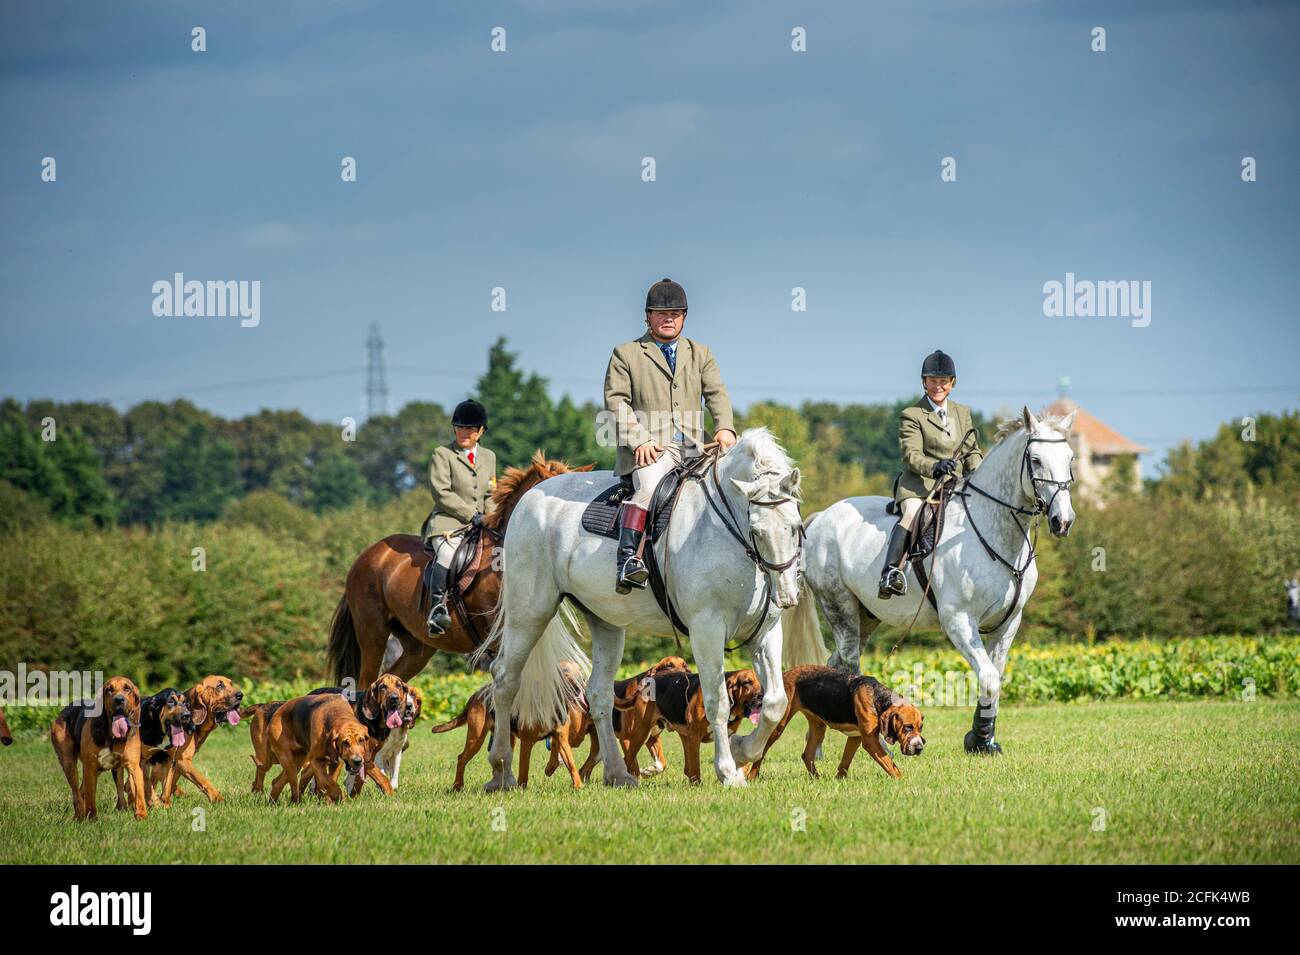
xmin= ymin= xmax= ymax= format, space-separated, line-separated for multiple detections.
xmin=879 ymin=350 xmax=984 ymax=598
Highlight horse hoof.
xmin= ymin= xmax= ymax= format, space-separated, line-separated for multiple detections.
xmin=483 ymin=773 xmax=518 ymax=793
xmin=604 ymin=771 xmax=639 ymax=789
xmin=963 ymin=730 xmax=1003 ymax=755
xmin=720 ymin=769 xmax=748 ymax=788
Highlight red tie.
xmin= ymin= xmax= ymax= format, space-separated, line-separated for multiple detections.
xmin=468 ymin=450 xmax=476 ymax=467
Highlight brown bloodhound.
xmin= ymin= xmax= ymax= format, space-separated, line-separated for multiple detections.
xmin=265 ymin=692 xmax=392 ymax=803
xmin=249 ymin=674 xmax=421 ymax=798
xmin=744 ymin=665 xmax=925 ymax=781
xmin=50 ymin=676 xmax=149 ymax=820
xmin=430 ymin=663 xmax=588 ymax=791
xmin=159 ymin=674 xmax=244 ymax=806
xmin=0 ymin=705 xmax=12 ymax=746
xmin=615 ymin=668 xmax=764 ymax=784
xmin=552 ymin=655 xmax=689 ymax=783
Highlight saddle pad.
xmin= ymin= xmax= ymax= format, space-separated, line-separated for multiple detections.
xmin=579 ymin=481 xmax=672 ymax=540
xmin=579 ymin=482 xmax=629 ymax=539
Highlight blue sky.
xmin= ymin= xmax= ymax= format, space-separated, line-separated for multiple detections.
xmin=2 ymin=0 xmax=1297 ymax=469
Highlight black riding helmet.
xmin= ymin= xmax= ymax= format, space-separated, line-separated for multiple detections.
xmin=921 ymin=349 xmax=956 ymax=378
xmin=451 ymin=399 xmax=488 ymax=430
xmin=646 ymin=277 xmax=687 ymax=313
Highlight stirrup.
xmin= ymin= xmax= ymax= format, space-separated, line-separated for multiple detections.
xmin=878 ymin=567 xmax=907 ymax=599
xmin=618 ymin=556 xmax=649 ymax=591
xmin=427 ymin=599 xmax=451 ymax=635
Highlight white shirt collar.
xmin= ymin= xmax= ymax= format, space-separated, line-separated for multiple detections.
xmin=927 ymin=395 xmax=949 ymax=415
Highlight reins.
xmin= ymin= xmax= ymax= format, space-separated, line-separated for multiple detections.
xmin=658 ymin=442 xmax=804 ymax=653
xmin=951 ymin=431 xmax=1073 ymax=635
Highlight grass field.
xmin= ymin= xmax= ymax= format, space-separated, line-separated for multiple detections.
xmin=2 ymin=698 xmax=1297 ymax=864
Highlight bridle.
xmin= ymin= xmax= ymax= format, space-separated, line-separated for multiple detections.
xmin=699 ymin=450 xmax=804 ymax=650
xmin=954 ymin=428 xmax=1074 ymax=634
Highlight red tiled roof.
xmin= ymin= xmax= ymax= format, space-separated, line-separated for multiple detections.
xmin=1045 ymin=398 xmax=1149 ymax=455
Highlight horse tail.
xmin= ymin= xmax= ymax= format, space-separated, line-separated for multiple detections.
xmin=326 ymin=596 xmax=360 ymax=685
xmin=781 ymin=589 xmax=828 ymax=668
xmin=472 ymin=577 xmax=591 ymax=732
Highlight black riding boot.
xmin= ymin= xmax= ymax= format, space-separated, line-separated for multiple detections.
xmin=963 ymin=702 xmax=1003 ymax=755
xmin=877 ymin=522 xmax=910 ymax=599
xmin=616 ymin=505 xmax=649 ymax=594
xmin=426 ymin=561 xmax=452 ymax=635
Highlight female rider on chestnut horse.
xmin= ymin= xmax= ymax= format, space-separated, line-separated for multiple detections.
xmin=325 ymin=448 xmax=587 ymax=689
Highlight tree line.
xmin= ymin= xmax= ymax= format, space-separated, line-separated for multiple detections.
xmin=2 ymin=335 xmax=1297 ymax=534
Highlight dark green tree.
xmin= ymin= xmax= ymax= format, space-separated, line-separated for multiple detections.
xmin=471 ymin=337 xmax=555 ymax=469
xmin=157 ymin=422 xmax=242 ymax=522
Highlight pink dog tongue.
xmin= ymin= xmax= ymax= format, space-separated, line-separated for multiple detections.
xmin=111 ymin=716 xmax=128 ymax=738
xmin=170 ymin=725 xmax=187 ymax=747
xmin=386 ymin=710 xmax=403 ymax=729
xmin=748 ymin=711 xmax=760 ymax=726
xmin=226 ymin=710 xmax=240 ymax=726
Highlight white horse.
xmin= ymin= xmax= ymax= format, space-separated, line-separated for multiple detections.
xmin=481 ymin=427 xmax=804 ymax=788
xmin=781 ymin=407 xmax=1077 ymax=753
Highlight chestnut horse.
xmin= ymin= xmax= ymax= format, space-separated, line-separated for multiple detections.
xmin=326 ymin=451 xmax=589 ymax=689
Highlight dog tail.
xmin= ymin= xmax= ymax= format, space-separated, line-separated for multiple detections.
xmin=781 ymin=573 xmax=829 ymax=669
xmin=428 ymin=712 xmax=468 ymax=734
xmin=429 ymin=688 xmax=487 ymax=734
xmin=238 ymin=703 xmax=264 ymax=724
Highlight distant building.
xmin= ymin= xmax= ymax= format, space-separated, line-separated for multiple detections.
xmin=1045 ymin=397 xmax=1148 ymax=501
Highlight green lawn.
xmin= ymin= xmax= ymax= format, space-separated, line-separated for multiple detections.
xmin=2 ymin=698 xmax=1297 ymax=864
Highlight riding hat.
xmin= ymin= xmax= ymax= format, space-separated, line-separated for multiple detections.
xmin=646 ymin=278 xmax=688 ymax=313
xmin=451 ymin=399 xmax=488 ymax=429
xmin=921 ymin=349 xmax=956 ymax=378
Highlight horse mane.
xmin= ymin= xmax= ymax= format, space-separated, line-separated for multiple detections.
xmin=726 ymin=427 xmax=801 ymax=498
xmin=482 ymin=450 xmax=591 ymax=531
xmin=993 ymin=411 xmax=1071 ymax=445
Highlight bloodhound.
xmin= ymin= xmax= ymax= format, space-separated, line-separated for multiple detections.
xmin=615 ymin=668 xmax=763 ymax=784
xmin=265 ymin=692 xmax=392 ymax=803
xmin=159 ymin=675 xmax=244 ymax=806
xmin=112 ymin=687 xmax=196 ymax=808
xmin=248 ymin=674 xmax=421 ymax=797
xmin=0 ymin=705 xmax=12 ymax=746
xmin=552 ymin=655 xmax=689 ymax=782
xmin=431 ymin=663 xmax=588 ymax=791
xmin=744 ymin=665 xmax=925 ymax=781
xmin=50 ymin=676 xmax=148 ymax=820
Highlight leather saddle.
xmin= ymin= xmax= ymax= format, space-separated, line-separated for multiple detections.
xmin=420 ymin=521 xmax=498 ymax=646
xmin=885 ymin=472 xmax=944 ymax=563
xmin=579 ymin=461 xmax=703 ymax=635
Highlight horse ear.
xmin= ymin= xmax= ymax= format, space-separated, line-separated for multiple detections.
xmin=1057 ymin=409 xmax=1077 ymax=432
xmin=730 ymin=477 xmax=760 ymax=498
xmin=781 ymin=468 xmax=801 ymax=495
xmin=1022 ymin=406 xmax=1038 ymax=431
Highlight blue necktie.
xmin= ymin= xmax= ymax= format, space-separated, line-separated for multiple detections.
xmin=659 ymin=342 xmax=676 ymax=374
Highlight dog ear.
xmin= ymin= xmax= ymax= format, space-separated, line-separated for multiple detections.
xmin=361 ymin=685 xmax=380 ymax=721
xmin=187 ymin=686 xmax=207 ymax=725
xmin=878 ymin=706 xmax=900 ymax=745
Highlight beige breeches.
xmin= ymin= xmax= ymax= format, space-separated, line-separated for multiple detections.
xmin=630 ymin=443 xmax=684 ymax=509
xmin=898 ymin=497 xmax=923 ymax=531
